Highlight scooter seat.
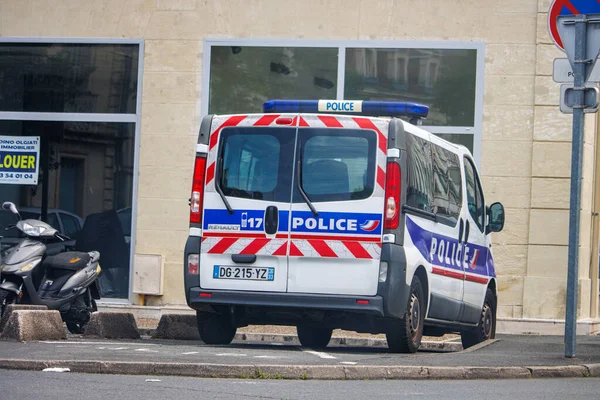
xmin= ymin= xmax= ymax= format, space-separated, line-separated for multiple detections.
xmin=43 ymin=252 xmax=91 ymax=271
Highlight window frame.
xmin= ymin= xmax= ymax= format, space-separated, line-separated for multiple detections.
xmin=201 ymin=39 xmax=485 ymax=166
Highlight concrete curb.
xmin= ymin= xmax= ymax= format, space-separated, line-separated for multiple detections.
xmin=0 ymin=359 xmax=598 ymax=380
xmin=84 ymin=313 xmax=140 ymax=340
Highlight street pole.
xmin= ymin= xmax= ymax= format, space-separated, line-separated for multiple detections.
xmin=565 ymin=14 xmax=587 ymax=358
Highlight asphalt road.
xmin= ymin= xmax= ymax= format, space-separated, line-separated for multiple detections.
xmin=0 ymin=369 xmax=598 ymax=400
xmin=0 ymin=335 xmax=598 ymax=367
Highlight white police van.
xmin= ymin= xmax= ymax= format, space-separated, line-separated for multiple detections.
xmin=184 ymin=99 xmax=505 ymax=353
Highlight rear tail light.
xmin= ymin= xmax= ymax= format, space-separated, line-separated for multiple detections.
xmin=190 ymin=156 xmax=207 ymax=224
xmin=356 ymin=299 xmax=370 ymax=305
xmin=384 ymin=162 xmax=401 ymax=230
xmin=187 ymin=254 xmax=199 ymax=275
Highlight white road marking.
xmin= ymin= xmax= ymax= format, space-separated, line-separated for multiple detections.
xmin=340 ymin=361 xmax=357 ymax=365
xmin=181 ymin=351 xmax=199 ymax=355
xmin=107 ymin=347 xmax=129 ymax=350
xmin=303 ymin=350 xmax=337 ymax=359
xmin=135 ymin=348 xmax=159 ymax=353
xmin=216 ymin=353 xmax=247 ymax=357
xmin=145 ymin=379 xmax=161 ymax=382
xmin=43 ymin=368 xmax=70 ymax=373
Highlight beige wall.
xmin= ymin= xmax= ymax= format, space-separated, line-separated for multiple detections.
xmin=0 ymin=0 xmax=597 ymax=322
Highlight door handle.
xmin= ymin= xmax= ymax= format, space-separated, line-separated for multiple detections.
xmin=264 ymin=205 xmax=279 ymax=235
xmin=458 ymin=219 xmax=464 ymax=244
xmin=231 ymin=254 xmax=256 ymax=264
xmin=464 ymin=220 xmax=470 ymax=245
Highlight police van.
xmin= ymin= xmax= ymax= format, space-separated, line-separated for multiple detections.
xmin=184 ymin=99 xmax=505 ymax=353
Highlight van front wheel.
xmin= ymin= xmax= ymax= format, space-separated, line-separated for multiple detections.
xmin=386 ymin=276 xmax=424 ymax=353
xmin=460 ymin=289 xmax=496 ymax=349
xmin=197 ymin=311 xmax=237 ymax=345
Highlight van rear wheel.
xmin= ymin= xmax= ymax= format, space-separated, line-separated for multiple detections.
xmin=296 ymin=324 xmax=333 ymax=349
xmin=196 ymin=311 xmax=237 ymax=345
xmin=386 ymin=276 xmax=424 ymax=353
xmin=460 ymin=289 xmax=496 ymax=349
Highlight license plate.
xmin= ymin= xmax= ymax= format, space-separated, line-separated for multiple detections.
xmin=213 ymin=266 xmax=275 ymax=281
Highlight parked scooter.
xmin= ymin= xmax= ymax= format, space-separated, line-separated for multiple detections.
xmin=0 ymin=202 xmax=101 ymax=333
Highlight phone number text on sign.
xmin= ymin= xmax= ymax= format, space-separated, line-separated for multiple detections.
xmin=0 ymin=135 xmax=40 ymax=185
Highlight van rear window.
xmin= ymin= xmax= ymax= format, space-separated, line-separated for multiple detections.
xmin=219 ymin=128 xmax=295 ymax=202
xmin=297 ymin=129 xmax=377 ymax=202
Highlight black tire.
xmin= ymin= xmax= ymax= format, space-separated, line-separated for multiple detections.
xmin=461 ymin=288 xmax=497 ymax=350
xmin=0 ymin=289 xmax=10 ymax=317
xmin=196 ymin=311 xmax=236 ymax=345
xmin=386 ymin=275 xmax=425 ymax=353
xmin=65 ymin=294 xmax=93 ymax=335
xmin=296 ymin=325 xmax=333 ymax=349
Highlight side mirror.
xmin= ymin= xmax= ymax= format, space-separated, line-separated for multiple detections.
xmin=486 ymin=202 xmax=505 ymax=234
xmin=2 ymin=202 xmax=20 ymax=219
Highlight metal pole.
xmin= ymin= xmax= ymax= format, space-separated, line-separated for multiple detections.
xmin=565 ymin=15 xmax=587 ymax=358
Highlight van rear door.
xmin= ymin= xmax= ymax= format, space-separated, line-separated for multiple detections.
xmin=199 ymin=115 xmax=296 ymax=292
xmin=287 ymin=115 xmax=388 ymax=296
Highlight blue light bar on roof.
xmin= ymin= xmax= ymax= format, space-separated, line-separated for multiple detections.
xmin=262 ymin=99 xmax=429 ymax=119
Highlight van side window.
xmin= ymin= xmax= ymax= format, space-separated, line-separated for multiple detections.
xmin=405 ymin=133 xmax=433 ymax=212
xmin=432 ymin=144 xmax=462 ymax=225
xmin=463 ymin=157 xmax=485 ymax=232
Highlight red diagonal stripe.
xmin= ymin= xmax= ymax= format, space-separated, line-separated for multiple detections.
xmin=254 ymin=114 xmax=280 ymax=126
xmin=272 ymin=242 xmax=288 ymax=256
xmin=318 ymin=115 xmax=343 ymax=128
xmin=207 ymin=237 xmax=237 ymax=254
xmin=289 ymin=242 xmax=304 ymax=256
xmin=377 ymin=166 xmax=385 ymax=189
xmin=240 ymin=238 xmax=270 ymax=254
xmin=309 ymin=239 xmax=337 ymax=257
xmin=209 ymin=115 xmax=247 ymax=150
xmin=298 ymin=116 xmax=309 ymax=126
xmin=353 ymin=117 xmax=387 ymax=154
xmin=206 ymin=162 xmax=215 ymax=184
xmin=342 ymin=241 xmax=372 ymax=259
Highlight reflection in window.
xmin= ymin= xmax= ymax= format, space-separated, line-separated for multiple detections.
xmin=0 ymin=120 xmax=135 ymax=298
xmin=405 ymin=133 xmax=433 ymax=211
xmin=434 ymin=133 xmax=474 ymax=154
xmin=209 ymin=46 xmax=338 ymax=114
xmin=301 ymin=132 xmax=375 ymax=202
xmin=432 ymin=144 xmax=462 ymax=224
xmin=0 ymin=44 xmax=139 ymax=114
xmin=345 ymin=48 xmax=477 ymax=126
xmin=464 ymin=157 xmax=485 ymax=232
xmin=219 ymin=128 xmax=295 ymax=203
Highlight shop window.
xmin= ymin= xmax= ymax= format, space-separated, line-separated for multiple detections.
xmin=0 ymin=44 xmax=139 ymax=114
xmin=345 ymin=48 xmax=477 ymax=127
xmin=0 ymin=120 xmax=135 ymax=298
xmin=208 ymin=46 xmax=338 ymax=114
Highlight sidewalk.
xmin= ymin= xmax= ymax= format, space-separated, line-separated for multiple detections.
xmin=0 ymin=333 xmax=599 ymax=380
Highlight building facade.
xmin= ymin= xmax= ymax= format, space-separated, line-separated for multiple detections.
xmin=0 ymin=0 xmax=598 ymax=333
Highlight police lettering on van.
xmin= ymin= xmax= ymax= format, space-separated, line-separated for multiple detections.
xmin=184 ymin=99 xmax=505 ymax=353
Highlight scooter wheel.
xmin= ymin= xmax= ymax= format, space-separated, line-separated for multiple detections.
xmin=66 ymin=322 xmax=86 ymax=334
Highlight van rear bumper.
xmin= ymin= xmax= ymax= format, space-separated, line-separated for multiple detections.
xmin=188 ymin=288 xmax=385 ymax=316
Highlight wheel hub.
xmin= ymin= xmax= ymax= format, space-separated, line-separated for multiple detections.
xmin=409 ymin=293 xmax=420 ymax=338
xmin=481 ymin=304 xmax=493 ymax=339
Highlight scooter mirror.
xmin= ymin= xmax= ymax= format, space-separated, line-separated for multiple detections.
xmin=2 ymin=202 xmax=20 ymax=218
